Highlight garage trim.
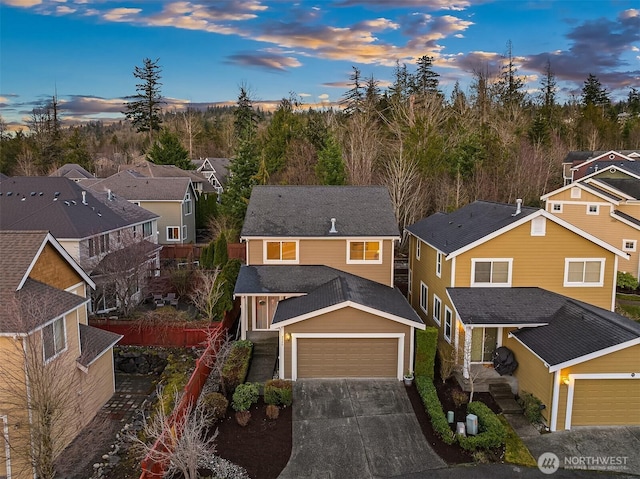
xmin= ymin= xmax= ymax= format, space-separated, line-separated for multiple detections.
xmin=288 ymin=332 xmax=405 ymax=381
xmin=564 ymin=373 xmax=640 ymax=430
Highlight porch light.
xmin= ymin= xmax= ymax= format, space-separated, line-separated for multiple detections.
xmin=285 ymin=333 xmax=291 ymax=341
xmin=562 ymin=377 xmax=570 ymax=386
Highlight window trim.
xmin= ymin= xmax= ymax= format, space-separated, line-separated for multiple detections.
xmin=444 ymin=306 xmax=452 ymax=343
xmin=416 ymin=239 xmax=421 ymax=260
xmin=183 ymin=192 xmax=192 ymax=216
xmin=346 ymin=239 xmax=383 ymax=265
xmin=571 ymin=187 xmax=581 ymax=199
xmin=432 ymin=294 xmax=442 ymax=326
xmin=407 ymin=269 xmax=412 ymax=300
xmin=43 ymin=316 xmax=67 ymax=363
xmin=551 ymin=203 xmax=563 ymax=213
xmin=419 ymin=282 xmax=428 ymax=314
xmin=622 ymin=239 xmax=637 ymax=252
xmin=166 ymin=226 xmax=181 ymax=242
xmin=470 ymin=258 xmax=513 ymax=287
xmin=531 ymin=216 xmax=546 ymax=236
xmin=563 ymin=258 xmax=605 ymax=287
xmin=263 ymin=239 xmax=299 ymax=264
xmin=436 ymin=251 xmax=442 ymax=278
xmin=182 ymin=224 xmax=187 ymax=241
xmin=586 ymin=204 xmax=599 ymax=215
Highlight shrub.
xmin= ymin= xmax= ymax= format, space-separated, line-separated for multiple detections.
xmin=232 ymin=382 xmax=260 ymax=412
xmin=214 ymin=259 xmax=242 ymax=318
xmin=415 ymin=376 xmax=456 ymax=445
xmin=415 ymin=327 xmax=438 ymax=380
xmin=221 ymin=340 xmax=253 ymax=394
xmin=264 ymin=379 xmax=293 ymax=407
xmin=265 ymin=404 xmax=280 ymax=420
xmin=518 ymin=391 xmax=543 ymax=424
xmin=202 ymin=392 xmax=229 ymax=423
xmin=438 ymin=348 xmax=457 ymax=383
xmin=617 ymin=271 xmax=639 ymax=291
xmin=457 ymin=401 xmax=507 ymax=451
xmin=451 ymin=389 xmax=469 ymax=408
xmin=214 ymin=233 xmax=229 ymax=267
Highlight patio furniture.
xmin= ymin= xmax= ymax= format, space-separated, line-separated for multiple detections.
xmin=153 ymin=294 xmax=164 ymax=308
xmin=165 ymin=292 xmax=179 ymax=307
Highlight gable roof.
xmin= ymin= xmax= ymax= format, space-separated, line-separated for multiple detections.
xmin=82 ymin=171 xmax=193 ymax=201
xmin=241 ymin=186 xmax=400 ymax=238
xmin=123 ymin=161 xmax=216 ymax=193
xmin=597 ymin=178 xmax=640 ymax=200
xmin=49 ymin=163 xmax=94 ymax=180
xmin=195 ymin=157 xmax=231 ymax=183
xmin=235 ymin=264 xmax=349 ymax=295
xmin=0 ymin=177 xmax=158 ymax=239
xmin=406 ymin=201 xmax=538 ymax=255
xmin=612 ymin=210 xmax=640 ymax=229
xmin=77 ymin=324 xmax=123 ymax=368
xmin=563 ymin=150 xmax=640 ymax=165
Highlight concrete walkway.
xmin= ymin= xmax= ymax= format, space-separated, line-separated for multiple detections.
xmin=278 ymin=379 xmax=446 ymax=479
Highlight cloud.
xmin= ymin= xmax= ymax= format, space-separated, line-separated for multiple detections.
xmin=2 ymin=0 xmax=42 ymax=6
xmin=334 ymin=0 xmax=475 ymax=12
xmin=102 ymin=7 xmax=141 ymax=22
xmin=226 ymin=52 xmax=302 ymax=72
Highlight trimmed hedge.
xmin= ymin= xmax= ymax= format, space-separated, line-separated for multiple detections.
xmin=264 ymin=379 xmax=293 ymax=407
xmin=415 ymin=327 xmax=438 ymax=380
xmin=232 ymin=382 xmax=260 ymax=412
xmin=457 ymin=401 xmax=507 ymax=451
xmin=222 ymin=340 xmax=253 ymax=394
xmin=415 ymin=376 xmax=456 ymax=445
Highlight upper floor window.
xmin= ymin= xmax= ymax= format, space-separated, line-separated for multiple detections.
xmin=433 ymin=294 xmax=442 ymax=326
xmin=551 ymin=203 xmax=562 ymax=213
xmin=43 ymin=317 xmax=66 ymax=362
xmin=444 ymin=306 xmax=452 ymax=343
xmin=183 ymin=192 xmax=192 ymax=215
xmin=571 ymin=187 xmax=581 ymax=199
xmin=88 ymin=233 xmax=109 ymax=257
xmin=167 ymin=226 xmax=181 ymax=241
xmin=586 ymin=204 xmax=599 ymax=215
xmin=419 ymin=282 xmax=428 ymax=314
xmin=347 ymin=240 xmax=382 ymax=264
xmin=564 ymin=258 xmax=604 ymax=287
xmin=408 ymin=269 xmax=412 ymax=300
xmin=264 ymin=240 xmax=298 ymax=263
xmin=471 ymin=259 xmax=512 ymax=287
xmin=143 ymin=221 xmax=153 ymax=237
xmin=623 ymin=239 xmax=637 ymax=252
xmin=531 ymin=216 xmax=546 ymax=236
xmin=416 ymin=240 xmax=421 ymax=260
xmin=436 ymin=252 xmax=442 ymax=277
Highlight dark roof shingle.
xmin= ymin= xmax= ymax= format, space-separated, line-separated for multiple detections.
xmin=77 ymin=324 xmax=122 ymax=367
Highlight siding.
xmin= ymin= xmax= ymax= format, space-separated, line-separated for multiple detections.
xmin=29 ymin=243 xmax=83 ymax=291
xmin=139 ymin=200 xmax=191 ymax=244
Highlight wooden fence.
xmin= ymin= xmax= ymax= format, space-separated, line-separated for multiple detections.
xmin=160 ymin=242 xmax=246 ymax=262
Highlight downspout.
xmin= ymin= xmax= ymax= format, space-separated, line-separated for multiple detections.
xmin=550 ymin=370 xmax=560 ymax=432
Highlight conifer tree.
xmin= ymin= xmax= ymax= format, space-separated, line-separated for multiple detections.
xmin=124 ymin=58 xmax=164 ymax=144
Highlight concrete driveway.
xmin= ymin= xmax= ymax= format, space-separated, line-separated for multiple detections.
xmin=277 ymin=379 xmax=446 ymax=479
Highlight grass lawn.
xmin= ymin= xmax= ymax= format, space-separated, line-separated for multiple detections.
xmin=616 ymin=293 xmax=640 ymax=322
xmin=498 ymin=415 xmax=537 ymax=467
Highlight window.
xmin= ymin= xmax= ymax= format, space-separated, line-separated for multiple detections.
xmin=43 ymin=317 xmax=66 ymax=362
xmin=182 ymin=225 xmax=187 ymax=241
xmin=143 ymin=221 xmax=153 ymax=237
xmin=586 ymin=204 xmax=599 ymax=215
xmin=531 ymin=216 xmax=546 ymax=236
xmin=623 ymin=240 xmax=637 ymax=252
xmin=471 ymin=259 xmax=512 ymax=286
xmin=88 ymin=233 xmax=109 ymax=257
xmin=419 ymin=282 xmax=428 ymax=314
xmin=552 ymin=203 xmax=562 ymax=213
xmin=407 ymin=269 xmax=412 ymax=299
xmin=433 ymin=294 xmax=441 ymax=325
xmin=347 ymin=240 xmax=382 ymax=264
xmin=571 ymin=187 xmax=581 ymax=199
xmin=564 ymin=258 xmax=604 ymax=286
xmin=444 ymin=306 xmax=452 ymax=343
xmin=416 ymin=240 xmax=421 ymax=260
xmin=264 ymin=240 xmax=298 ymax=263
xmin=183 ymin=192 xmax=192 ymax=215
xmin=436 ymin=252 xmax=442 ymax=278
xmin=167 ymin=227 xmax=180 ymax=241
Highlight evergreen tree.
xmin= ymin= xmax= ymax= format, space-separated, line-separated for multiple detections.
xmin=316 ymin=134 xmax=346 ymax=185
xmin=539 ymin=59 xmax=557 ymax=113
xmin=124 ymin=58 xmax=164 ymax=144
xmin=627 ymin=87 xmax=640 ymax=115
xmin=364 ymin=74 xmax=381 ymax=110
xmin=581 ymin=73 xmax=610 ymax=108
xmin=234 ymin=85 xmax=258 ymax=143
xmin=146 ymin=129 xmax=191 ymax=169
xmin=220 ymin=140 xmax=259 ymax=224
xmin=196 ymin=194 xmax=218 ymax=230
xmin=341 ymin=66 xmax=365 ymax=114
xmin=213 ymin=233 xmax=228 ymax=267
xmin=388 ymin=60 xmax=410 ymax=101
xmin=495 ymin=40 xmax=525 ymax=108
xmin=413 ymin=55 xmax=440 ymax=96
xmin=262 ymin=95 xmax=302 ymax=173
xmin=64 ymin=127 xmax=92 ymax=171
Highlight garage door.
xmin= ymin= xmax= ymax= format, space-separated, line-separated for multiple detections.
xmin=296 ymin=337 xmax=399 ymax=378
xmin=571 ymin=379 xmax=640 ymax=426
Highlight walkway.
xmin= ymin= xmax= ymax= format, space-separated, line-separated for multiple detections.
xmin=278 ymin=379 xmax=446 ymax=479
xmin=246 ymin=332 xmax=278 ymax=385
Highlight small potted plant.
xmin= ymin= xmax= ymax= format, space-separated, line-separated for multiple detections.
xmin=403 ymin=371 xmax=414 ymax=386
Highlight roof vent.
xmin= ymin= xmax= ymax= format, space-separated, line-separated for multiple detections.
xmin=512 ymin=198 xmax=522 ymax=216
xmin=329 ymin=218 xmax=338 ymax=234
xmin=107 ymin=189 xmax=112 ymax=201
xmin=30 ymin=192 xmax=35 ymax=196
xmin=64 ymin=201 xmax=70 ymax=206
xmin=82 ymin=190 xmax=88 ymax=205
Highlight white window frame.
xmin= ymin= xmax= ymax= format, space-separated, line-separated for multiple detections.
xmin=346 ymin=240 xmax=383 ymax=264
xmin=263 ymin=239 xmax=299 ymax=264
xmin=416 ymin=239 xmax=421 ymax=260
xmin=166 ymin=226 xmax=181 ymax=242
xmin=471 ymin=258 xmax=513 ymax=287
xmin=531 ymin=216 xmax=546 ymax=236
xmin=407 ymin=268 xmax=412 ymax=300
xmin=43 ymin=317 xmax=67 ymax=363
xmin=586 ymin=204 xmax=599 ymax=215
xmin=419 ymin=282 xmax=428 ymax=314
xmin=571 ymin=187 xmax=581 ymax=199
xmin=551 ymin=203 xmax=563 ymax=213
xmin=444 ymin=306 xmax=452 ymax=343
xmin=563 ymin=258 xmax=605 ymax=287
xmin=436 ymin=251 xmax=442 ymax=278
xmin=183 ymin=192 xmax=192 ymax=215
xmin=182 ymin=225 xmax=187 ymax=241
xmin=433 ymin=294 xmax=442 ymax=326
xmin=143 ymin=221 xmax=153 ymax=238
xmin=622 ymin=239 xmax=637 ymax=252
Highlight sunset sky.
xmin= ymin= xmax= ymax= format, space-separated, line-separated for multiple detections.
xmin=1 ymin=0 xmax=639 ymax=129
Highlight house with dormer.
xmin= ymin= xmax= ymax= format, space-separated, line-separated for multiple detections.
xmin=234 ymin=186 xmax=424 ymax=380
xmin=406 ymin=200 xmax=639 ymax=429
xmin=0 ymin=231 xmax=122 ymax=479
xmin=192 ymin=157 xmax=230 ymax=194
xmin=562 ymin=149 xmax=640 ymax=185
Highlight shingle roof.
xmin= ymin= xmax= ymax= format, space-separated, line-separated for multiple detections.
xmin=563 ymin=150 xmax=640 ymax=164
xmin=77 ymin=324 xmax=122 ymax=367
xmin=82 ymin=171 xmax=192 ymax=201
xmin=241 ymin=186 xmax=400 ymax=237
xmin=581 ymin=160 xmax=640 ymax=176
xmin=0 ymin=230 xmax=48 ymax=293
xmin=612 ymin=210 xmax=640 ymax=227
xmin=0 ymin=177 xmax=157 ymax=239
xmin=580 ymin=182 xmax=623 ymax=201
xmin=204 ymin=158 xmax=230 ymax=184
xmin=235 ymin=264 xmax=352 ymax=294
xmin=49 ymin=163 xmax=94 ymax=179
xmin=406 ymin=201 xmax=538 ymax=254
xmin=597 ymin=178 xmax=640 ymax=199
xmin=124 ymin=161 xmax=216 ymax=193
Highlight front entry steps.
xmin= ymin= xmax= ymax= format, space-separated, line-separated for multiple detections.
xmin=245 ymin=335 xmax=279 ymax=388
xmin=489 ymin=382 xmax=523 ymax=414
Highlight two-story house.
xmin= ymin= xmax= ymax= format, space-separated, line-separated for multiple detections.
xmin=234 ymin=186 xmax=425 ymax=380
xmin=0 ymin=231 xmax=122 ymax=479
xmin=561 ymin=149 xmax=640 ymax=185
xmin=406 ymin=200 xmax=639 ymax=429
xmin=81 ymin=171 xmax=197 ymax=245
xmin=541 ymin=166 xmax=640 ymax=279
xmin=192 ymin=157 xmax=230 ymax=194
xmin=122 ymin=160 xmax=217 ymax=198
xmin=0 ymin=176 xmax=161 ymax=314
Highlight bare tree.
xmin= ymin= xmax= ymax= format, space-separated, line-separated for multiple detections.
xmin=189 ymin=268 xmax=225 ymax=322
xmin=340 ymin=111 xmax=381 ymax=185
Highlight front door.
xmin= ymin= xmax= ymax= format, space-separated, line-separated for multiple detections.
xmin=470 ymin=327 xmax=498 ymax=362
xmin=255 ymin=296 xmax=280 ymax=330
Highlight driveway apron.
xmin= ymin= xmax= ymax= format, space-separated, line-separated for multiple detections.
xmin=278 ymin=379 xmax=446 ymax=479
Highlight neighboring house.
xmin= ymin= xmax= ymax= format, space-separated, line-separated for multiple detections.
xmin=542 ymin=166 xmax=640 ymax=278
xmin=81 ymin=170 xmax=197 ymax=244
xmin=0 ymin=176 xmax=161 ymax=313
xmin=234 ymin=186 xmax=425 ymax=380
xmin=0 ymin=231 xmax=122 ymax=479
xmin=561 ymin=149 xmax=640 ymax=185
xmin=123 ymin=160 xmax=217 ymax=198
xmin=192 ymin=157 xmax=230 ymax=194
xmin=49 ymin=163 xmax=94 ymax=181
xmin=448 ymin=287 xmax=640 ymax=430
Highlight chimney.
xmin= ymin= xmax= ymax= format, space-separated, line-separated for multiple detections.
xmin=329 ymin=218 xmax=338 ymax=234
xmin=82 ymin=190 xmax=87 ymax=205
xmin=513 ymin=198 xmax=522 ymax=216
